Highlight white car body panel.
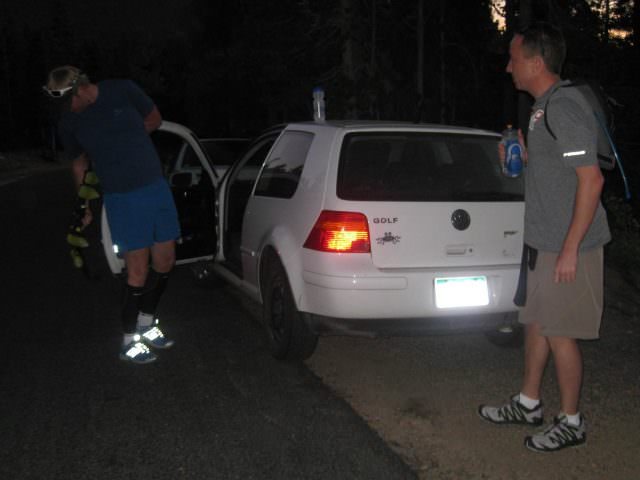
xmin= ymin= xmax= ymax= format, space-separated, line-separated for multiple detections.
xmin=229 ymin=121 xmax=524 ymax=326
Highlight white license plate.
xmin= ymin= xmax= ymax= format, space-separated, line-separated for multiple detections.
xmin=434 ymin=276 xmax=489 ymax=309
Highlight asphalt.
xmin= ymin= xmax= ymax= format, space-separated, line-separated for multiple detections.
xmin=0 ymin=169 xmax=416 ymax=480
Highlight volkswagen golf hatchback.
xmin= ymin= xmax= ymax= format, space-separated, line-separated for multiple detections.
xmin=212 ymin=121 xmax=524 ymax=360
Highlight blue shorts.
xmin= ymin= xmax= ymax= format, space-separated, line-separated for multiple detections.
xmin=104 ymin=179 xmax=180 ymax=253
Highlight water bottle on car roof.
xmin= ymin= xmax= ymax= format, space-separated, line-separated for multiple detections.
xmin=312 ymin=87 xmax=325 ymax=123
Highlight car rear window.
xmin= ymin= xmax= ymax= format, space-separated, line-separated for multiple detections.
xmin=337 ymin=132 xmax=523 ymax=202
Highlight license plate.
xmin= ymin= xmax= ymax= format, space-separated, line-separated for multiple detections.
xmin=434 ymin=276 xmax=489 ymax=309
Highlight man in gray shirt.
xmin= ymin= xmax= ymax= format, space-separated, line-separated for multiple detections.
xmin=478 ymin=22 xmax=610 ymax=452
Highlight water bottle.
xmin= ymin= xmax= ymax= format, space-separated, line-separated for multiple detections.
xmin=502 ymin=124 xmax=522 ymax=177
xmin=312 ymin=87 xmax=325 ymax=123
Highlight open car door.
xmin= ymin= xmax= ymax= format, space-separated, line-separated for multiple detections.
xmin=101 ymin=121 xmax=219 ymax=275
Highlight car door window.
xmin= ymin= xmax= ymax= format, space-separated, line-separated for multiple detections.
xmin=254 ymin=131 xmax=313 ymax=199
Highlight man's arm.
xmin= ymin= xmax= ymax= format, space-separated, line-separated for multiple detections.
xmin=71 ymin=153 xmax=94 ymax=226
xmin=144 ymin=106 xmax=162 ymax=133
xmin=71 ymin=153 xmax=89 ymax=188
xmin=555 ymin=164 xmax=605 ymax=283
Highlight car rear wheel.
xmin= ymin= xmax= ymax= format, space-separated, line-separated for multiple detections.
xmin=262 ymin=257 xmax=318 ymax=361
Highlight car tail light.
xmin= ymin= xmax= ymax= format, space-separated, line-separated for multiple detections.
xmin=304 ymin=210 xmax=371 ymax=253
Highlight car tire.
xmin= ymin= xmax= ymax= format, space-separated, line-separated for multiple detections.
xmin=262 ymin=257 xmax=318 ymax=361
xmin=485 ymin=323 xmax=524 ymax=348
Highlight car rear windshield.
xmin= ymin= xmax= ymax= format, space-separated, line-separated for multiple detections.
xmin=337 ymin=132 xmax=524 ymax=202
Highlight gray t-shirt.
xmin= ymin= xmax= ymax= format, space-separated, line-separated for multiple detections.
xmin=524 ymin=80 xmax=611 ymax=252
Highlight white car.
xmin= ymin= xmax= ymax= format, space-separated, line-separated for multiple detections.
xmin=103 ymin=120 xmax=525 ymax=360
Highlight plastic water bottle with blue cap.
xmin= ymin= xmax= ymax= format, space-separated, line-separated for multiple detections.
xmin=502 ymin=124 xmax=522 ymax=177
xmin=312 ymin=87 xmax=325 ymax=123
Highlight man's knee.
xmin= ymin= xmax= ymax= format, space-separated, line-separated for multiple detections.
xmin=153 ymin=256 xmax=175 ymax=274
xmin=548 ymin=336 xmax=577 ymax=350
xmin=151 ymin=241 xmax=176 ymax=273
xmin=124 ymin=250 xmax=151 ymax=286
xmin=127 ymin=264 xmax=149 ymax=286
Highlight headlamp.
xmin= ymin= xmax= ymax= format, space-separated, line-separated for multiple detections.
xmin=42 ymin=85 xmax=74 ymax=98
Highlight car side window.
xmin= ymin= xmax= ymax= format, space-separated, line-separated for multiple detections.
xmin=254 ymin=131 xmax=313 ymax=199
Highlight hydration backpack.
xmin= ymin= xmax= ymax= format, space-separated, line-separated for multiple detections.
xmin=544 ymin=79 xmax=630 ymax=199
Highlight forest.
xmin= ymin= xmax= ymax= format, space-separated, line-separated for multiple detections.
xmin=2 ymin=0 xmax=640 ymax=283
xmin=0 ymin=0 xmax=638 ymax=151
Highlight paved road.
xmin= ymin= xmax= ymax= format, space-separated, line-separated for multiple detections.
xmin=0 ymin=170 xmax=415 ymax=480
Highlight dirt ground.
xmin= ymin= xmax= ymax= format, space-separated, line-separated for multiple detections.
xmin=306 ymin=267 xmax=640 ymax=480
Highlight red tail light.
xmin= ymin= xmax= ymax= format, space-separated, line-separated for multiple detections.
xmin=304 ymin=210 xmax=371 ymax=253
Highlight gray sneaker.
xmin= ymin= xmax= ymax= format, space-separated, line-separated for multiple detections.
xmin=478 ymin=394 xmax=543 ymax=426
xmin=120 ymin=338 xmax=158 ymax=364
xmin=138 ymin=318 xmax=175 ymax=350
xmin=525 ymin=414 xmax=586 ymax=453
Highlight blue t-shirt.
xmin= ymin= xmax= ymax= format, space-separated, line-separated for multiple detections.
xmin=59 ymin=79 xmax=163 ymax=193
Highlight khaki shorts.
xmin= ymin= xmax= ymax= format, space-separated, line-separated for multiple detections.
xmin=519 ymin=247 xmax=604 ymax=339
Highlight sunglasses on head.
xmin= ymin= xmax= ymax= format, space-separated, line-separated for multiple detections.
xmin=42 ymin=85 xmax=74 ymax=98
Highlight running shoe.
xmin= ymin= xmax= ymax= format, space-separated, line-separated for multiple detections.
xmin=525 ymin=414 xmax=586 ymax=452
xmin=138 ymin=319 xmax=174 ymax=349
xmin=120 ymin=337 xmax=157 ymax=364
xmin=478 ymin=394 xmax=543 ymax=426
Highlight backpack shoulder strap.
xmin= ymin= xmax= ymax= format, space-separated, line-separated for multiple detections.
xmin=542 ymin=82 xmax=566 ymax=141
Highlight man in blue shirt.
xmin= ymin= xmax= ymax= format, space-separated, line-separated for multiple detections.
xmin=44 ymin=65 xmax=180 ymax=364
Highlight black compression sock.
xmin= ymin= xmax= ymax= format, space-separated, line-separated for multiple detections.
xmin=139 ymin=271 xmax=170 ymax=317
xmin=122 ymin=284 xmax=144 ymax=334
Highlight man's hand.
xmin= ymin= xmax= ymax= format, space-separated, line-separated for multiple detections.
xmin=72 ymin=153 xmax=89 ymax=188
xmin=498 ymin=128 xmax=528 ymax=169
xmin=556 ymin=165 xmax=605 ymax=283
xmin=555 ymin=249 xmax=578 ymax=283
xmin=498 ymin=141 xmax=506 ymax=169
xmin=82 ymin=206 xmax=93 ymax=227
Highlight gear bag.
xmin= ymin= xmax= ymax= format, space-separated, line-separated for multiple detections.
xmin=544 ymin=79 xmax=631 ymax=199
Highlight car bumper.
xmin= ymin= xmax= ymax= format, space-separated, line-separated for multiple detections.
xmin=300 ymin=265 xmax=520 ymax=320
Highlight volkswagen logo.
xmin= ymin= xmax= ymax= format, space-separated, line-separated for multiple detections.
xmin=451 ymin=209 xmax=471 ymax=231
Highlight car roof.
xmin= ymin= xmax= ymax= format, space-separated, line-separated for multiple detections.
xmin=283 ymin=120 xmax=499 ymax=137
